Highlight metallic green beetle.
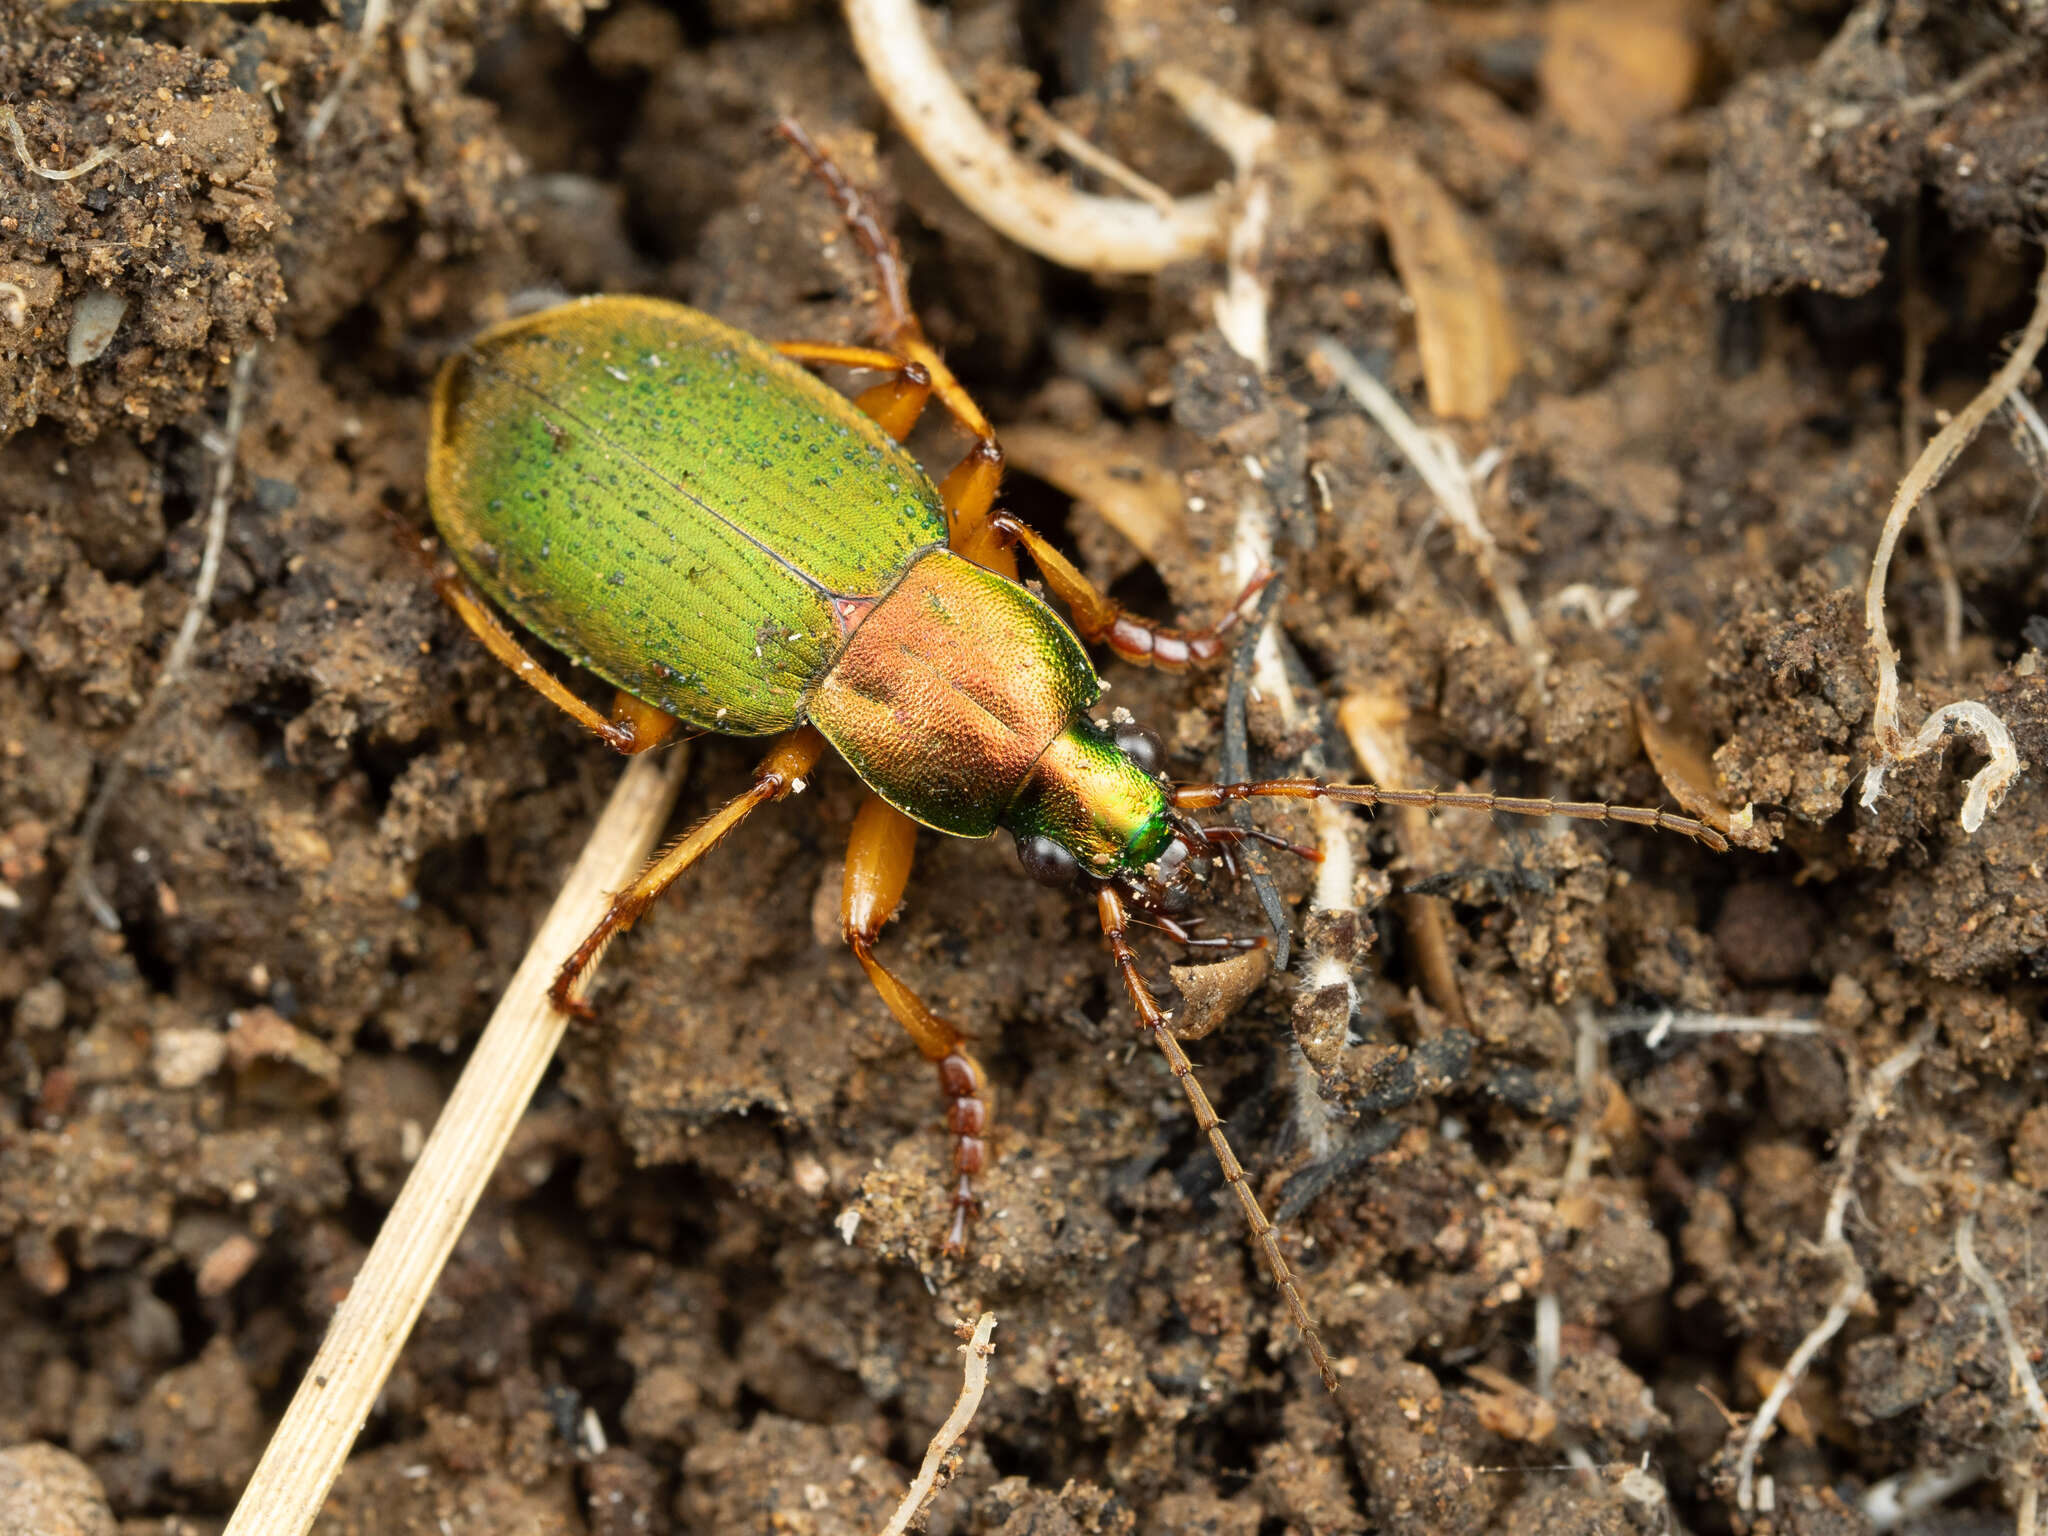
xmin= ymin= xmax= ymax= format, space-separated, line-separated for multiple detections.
xmin=424 ymin=126 xmax=1727 ymax=1393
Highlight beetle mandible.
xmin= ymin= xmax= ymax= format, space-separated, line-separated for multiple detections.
xmin=422 ymin=120 xmax=1728 ymax=1392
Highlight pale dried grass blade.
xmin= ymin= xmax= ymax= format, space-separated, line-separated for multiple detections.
xmin=221 ymin=749 xmax=690 ymax=1536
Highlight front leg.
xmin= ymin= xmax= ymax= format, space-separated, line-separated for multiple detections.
xmin=842 ymin=792 xmax=992 ymax=1254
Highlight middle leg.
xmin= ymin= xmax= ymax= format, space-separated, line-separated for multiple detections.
xmin=842 ymin=792 xmax=992 ymax=1255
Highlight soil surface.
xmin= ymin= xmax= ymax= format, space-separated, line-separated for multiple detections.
xmin=5 ymin=2 xmax=2048 ymax=1534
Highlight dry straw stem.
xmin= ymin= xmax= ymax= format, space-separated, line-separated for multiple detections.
xmin=842 ymin=0 xmax=1224 ymax=272
xmin=66 ymin=348 xmax=259 ymax=931
xmin=1311 ymin=337 xmax=1541 ymax=661
xmin=874 ymin=1313 xmax=999 ymax=1536
xmin=1860 ymin=250 xmax=2048 ymax=832
xmin=1954 ymin=1202 xmax=2048 ymax=1434
xmin=1735 ymin=1020 xmax=1936 ymax=1512
xmin=221 ymin=748 xmax=690 ymax=1536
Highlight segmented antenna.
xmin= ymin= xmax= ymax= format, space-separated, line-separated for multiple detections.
xmin=1096 ymin=887 xmax=1340 ymax=1393
xmin=1172 ymin=779 xmax=1729 ymax=852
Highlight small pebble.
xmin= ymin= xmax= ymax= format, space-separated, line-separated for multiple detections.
xmin=66 ymin=289 xmax=126 ymax=367
xmin=0 ymin=1442 xmax=117 ymax=1536
xmin=153 ymin=1027 xmax=226 ymax=1090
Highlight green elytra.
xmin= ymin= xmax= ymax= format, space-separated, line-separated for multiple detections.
xmin=429 ymin=295 xmax=1170 ymax=869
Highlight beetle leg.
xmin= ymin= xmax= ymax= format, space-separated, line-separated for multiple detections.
xmin=1096 ymin=885 xmax=1340 ymax=1392
xmin=937 ymin=441 xmax=1015 ymax=578
xmin=549 ymin=727 xmax=827 ymax=1017
xmin=842 ymin=792 xmax=991 ymax=1256
xmin=435 ymin=566 xmax=676 ymax=754
xmin=609 ymin=690 xmax=679 ymax=752
xmin=774 ymin=343 xmax=934 ymax=444
xmin=989 ymin=513 xmax=1271 ymax=671
xmin=775 ymin=117 xmax=1018 ymax=579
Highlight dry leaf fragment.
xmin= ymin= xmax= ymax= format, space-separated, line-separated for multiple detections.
xmin=1354 ymin=151 xmax=1521 ymax=420
xmin=1466 ymin=1364 xmax=1559 ymax=1443
xmin=1541 ymin=0 xmax=1701 ymax=155
xmin=1169 ymin=946 xmax=1272 ymax=1041
xmin=1000 ymin=423 xmax=1184 ymax=564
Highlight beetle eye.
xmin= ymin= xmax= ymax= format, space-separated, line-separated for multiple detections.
xmin=1015 ymin=834 xmax=1081 ymax=889
xmin=1112 ymin=722 xmax=1166 ymax=777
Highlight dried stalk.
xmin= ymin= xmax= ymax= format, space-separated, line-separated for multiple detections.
xmin=1310 ymin=337 xmax=1541 ymax=662
xmin=874 ymin=1313 xmax=999 ymax=1536
xmin=221 ymin=749 xmax=690 ymax=1536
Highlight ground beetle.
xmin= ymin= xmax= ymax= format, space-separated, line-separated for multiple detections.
xmin=422 ymin=121 xmax=1727 ymax=1391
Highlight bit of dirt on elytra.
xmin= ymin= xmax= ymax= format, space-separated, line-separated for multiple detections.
xmin=4 ymin=1 xmax=2048 ymax=1533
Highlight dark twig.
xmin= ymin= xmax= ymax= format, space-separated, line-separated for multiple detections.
xmin=1221 ymin=575 xmax=1290 ymax=969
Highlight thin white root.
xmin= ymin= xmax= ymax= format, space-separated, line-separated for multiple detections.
xmin=874 ymin=1313 xmax=998 ymax=1536
xmin=0 ymin=105 xmax=117 ymax=181
xmin=1153 ymin=66 xmax=1276 ymax=176
xmin=220 ymin=750 xmax=690 ymax=1536
xmin=66 ymin=348 xmax=260 ymax=931
xmin=2023 ymin=1481 xmax=2041 ymax=1536
xmin=1561 ymin=999 xmax=1603 ymax=1190
xmin=1735 ymin=1021 xmax=1935 ymax=1511
xmin=2010 ymin=391 xmax=2048 ymax=481
xmin=1229 ymin=500 xmax=1298 ymax=729
xmin=1015 ymin=100 xmax=1175 ymax=213
xmin=1533 ymin=1290 xmax=1562 ymax=1401
xmin=1310 ymin=338 xmax=1541 ymax=662
xmin=1613 ymin=1009 xmax=1825 ymax=1046
xmin=1212 ymin=174 xmax=1272 ymax=373
xmin=1861 ymin=251 xmax=2048 ymax=832
xmin=305 ymin=0 xmax=392 ymax=148
xmin=1955 ymin=1205 xmax=2048 ymax=1433
xmin=842 ymin=0 xmax=1224 ymax=272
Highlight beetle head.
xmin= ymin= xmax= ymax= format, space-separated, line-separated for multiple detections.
xmin=1002 ymin=715 xmax=1174 ymax=887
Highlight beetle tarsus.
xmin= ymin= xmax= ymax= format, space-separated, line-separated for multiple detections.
xmin=774 ymin=116 xmax=916 ymax=344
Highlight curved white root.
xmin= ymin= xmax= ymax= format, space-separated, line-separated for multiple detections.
xmin=843 ymin=0 xmax=1224 ymax=272
xmin=1860 ymin=251 xmax=2048 ymax=834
